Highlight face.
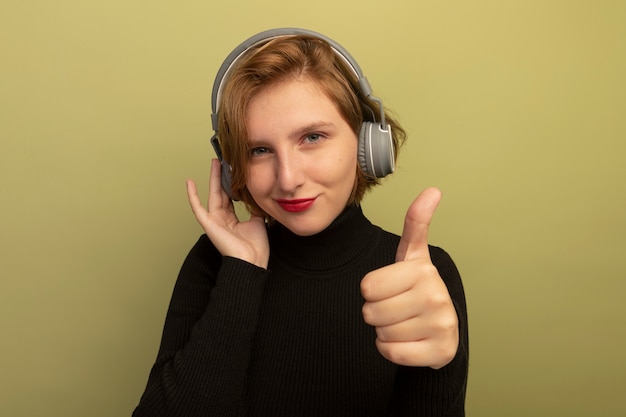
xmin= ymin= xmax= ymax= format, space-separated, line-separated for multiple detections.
xmin=245 ymin=77 xmax=358 ymax=236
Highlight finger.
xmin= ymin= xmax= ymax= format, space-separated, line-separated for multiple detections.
xmin=186 ymin=178 xmax=198 ymax=205
xmin=396 ymin=187 xmax=442 ymax=262
xmin=375 ymin=339 xmax=455 ymax=368
xmin=208 ymin=158 xmax=229 ymax=212
xmin=375 ymin=298 xmax=457 ymax=343
xmin=376 ymin=312 xmax=459 ymax=368
xmin=362 ymin=288 xmax=422 ymax=327
xmin=375 ymin=316 xmax=426 ymax=343
xmin=361 ymin=261 xmax=420 ymax=302
xmin=186 ymin=179 xmax=208 ymax=222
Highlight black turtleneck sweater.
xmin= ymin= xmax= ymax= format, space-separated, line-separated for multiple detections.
xmin=133 ymin=206 xmax=468 ymax=416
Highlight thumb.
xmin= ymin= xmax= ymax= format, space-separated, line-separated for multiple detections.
xmin=396 ymin=187 xmax=442 ymax=262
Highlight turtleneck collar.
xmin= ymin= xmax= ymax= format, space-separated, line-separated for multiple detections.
xmin=267 ymin=204 xmax=376 ymax=272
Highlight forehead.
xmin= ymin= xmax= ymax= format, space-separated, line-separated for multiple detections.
xmin=246 ymin=78 xmax=344 ymax=138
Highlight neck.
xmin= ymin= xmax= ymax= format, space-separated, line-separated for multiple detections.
xmin=267 ymin=205 xmax=375 ymax=271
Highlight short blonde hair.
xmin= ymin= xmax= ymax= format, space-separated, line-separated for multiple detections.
xmin=218 ymin=35 xmax=406 ymax=216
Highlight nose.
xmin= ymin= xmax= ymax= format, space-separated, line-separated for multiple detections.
xmin=275 ymin=151 xmax=305 ymax=194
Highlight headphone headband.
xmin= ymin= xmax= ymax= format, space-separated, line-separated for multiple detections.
xmin=210 ymin=28 xmax=379 ymax=132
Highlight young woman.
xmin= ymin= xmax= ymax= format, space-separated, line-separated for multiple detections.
xmin=134 ymin=28 xmax=468 ymax=416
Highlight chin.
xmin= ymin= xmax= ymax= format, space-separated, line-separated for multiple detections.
xmin=282 ymin=223 xmax=324 ymax=237
xmin=278 ymin=216 xmax=334 ymax=237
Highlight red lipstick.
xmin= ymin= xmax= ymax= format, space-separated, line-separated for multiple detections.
xmin=276 ymin=198 xmax=316 ymax=213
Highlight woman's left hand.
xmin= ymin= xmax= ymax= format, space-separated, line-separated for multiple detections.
xmin=360 ymin=188 xmax=459 ymax=369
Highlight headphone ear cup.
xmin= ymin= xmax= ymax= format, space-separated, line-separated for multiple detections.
xmin=358 ymin=122 xmax=395 ymax=178
xmin=357 ymin=123 xmax=369 ymax=176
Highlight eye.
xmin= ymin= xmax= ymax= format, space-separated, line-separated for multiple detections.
xmin=303 ymin=133 xmax=324 ymax=144
xmin=249 ymin=147 xmax=271 ymax=157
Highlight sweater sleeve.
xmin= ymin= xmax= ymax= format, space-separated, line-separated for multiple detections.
xmin=388 ymin=246 xmax=469 ymax=417
xmin=133 ymin=235 xmax=270 ymax=417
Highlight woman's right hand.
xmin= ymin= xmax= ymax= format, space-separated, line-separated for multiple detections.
xmin=186 ymin=159 xmax=270 ymax=269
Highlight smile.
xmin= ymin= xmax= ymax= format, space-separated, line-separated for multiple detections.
xmin=276 ymin=198 xmax=317 ymax=213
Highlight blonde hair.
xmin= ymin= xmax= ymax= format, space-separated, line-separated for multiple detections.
xmin=218 ymin=35 xmax=406 ymax=216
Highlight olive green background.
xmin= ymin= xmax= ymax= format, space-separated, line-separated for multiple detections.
xmin=2 ymin=0 xmax=625 ymax=416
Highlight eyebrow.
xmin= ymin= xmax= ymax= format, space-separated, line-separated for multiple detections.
xmin=288 ymin=121 xmax=336 ymax=140
xmin=247 ymin=121 xmax=337 ymax=145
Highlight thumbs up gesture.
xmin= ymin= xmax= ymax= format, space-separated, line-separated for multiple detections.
xmin=361 ymin=188 xmax=459 ymax=368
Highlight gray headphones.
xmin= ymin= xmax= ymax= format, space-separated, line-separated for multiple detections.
xmin=210 ymin=28 xmax=395 ymax=200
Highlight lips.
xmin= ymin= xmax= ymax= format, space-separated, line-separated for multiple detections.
xmin=276 ymin=198 xmax=317 ymax=213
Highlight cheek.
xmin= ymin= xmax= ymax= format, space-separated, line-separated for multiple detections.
xmin=245 ymin=165 xmax=270 ymax=197
xmin=312 ymin=154 xmax=357 ymax=193
xmin=332 ymin=148 xmax=358 ymax=178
